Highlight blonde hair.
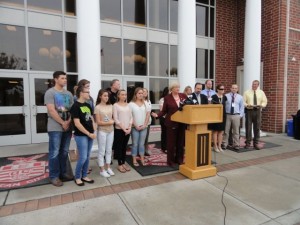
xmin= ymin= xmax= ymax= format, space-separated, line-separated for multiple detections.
xmin=169 ymin=81 xmax=180 ymax=92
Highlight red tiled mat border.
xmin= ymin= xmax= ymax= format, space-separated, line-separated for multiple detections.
xmin=1 ymin=150 xmax=300 ymax=218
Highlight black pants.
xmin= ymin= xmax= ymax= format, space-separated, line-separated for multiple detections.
xmin=114 ymin=129 xmax=130 ymax=165
xmin=159 ymin=117 xmax=167 ymax=151
xmin=245 ymin=109 xmax=261 ymax=145
xmin=166 ymin=123 xmax=185 ymax=165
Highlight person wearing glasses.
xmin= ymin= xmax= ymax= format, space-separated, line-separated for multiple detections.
xmin=208 ymin=85 xmax=227 ymax=152
xmin=70 ymin=85 xmax=97 ymax=186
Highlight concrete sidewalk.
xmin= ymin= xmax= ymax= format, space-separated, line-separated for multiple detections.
xmin=0 ymin=133 xmax=300 ymax=225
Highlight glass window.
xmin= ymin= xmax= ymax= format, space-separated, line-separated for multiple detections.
xmin=66 ymin=32 xmax=77 ymax=72
xmin=36 ymin=113 xmax=47 ymax=133
xmin=28 ymin=28 xmax=63 ymax=71
xmin=149 ymin=0 xmax=168 ymax=30
xmin=149 ymin=43 xmax=168 ymax=77
xmin=124 ymin=40 xmax=147 ymax=76
xmin=0 ymin=77 xmax=24 ymax=106
xmin=170 ymin=0 xmax=178 ymax=32
xmin=210 ymin=0 xmax=215 ymax=6
xmin=123 ymin=0 xmax=146 ymax=26
xmin=66 ymin=74 xmax=77 ymax=94
xmin=27 ymin=0 xmax=62 ymax=13
xmin=65 ymin=0 xmax=76 ymax=16
xmin=0 ymin=24 xmax=27 ymax=70
xmin=100 ymin=0 xmax=121 ymax=22
xmin=0 ymin=0 xmax=24 ymax=8
xmin=34 ymin=78 xmax=52 ymax=105
xmin=0 ymin=115 xmax=25 ymax=135
xmin=210 ymin=7 xmax=215 ymax=37
xmin=170 ymin=45 xmax=177 ymax=77
xmin=196 ymin=5 xmax=208 ymax=36
xmin=210 ymin=50 xmax=214 ymax=79
xmin=101 ymin=37 xmax=122 ymax=75
xmin=149 ymin=78 xmax=168 ymax=104
xmin=101 ymin=80 xmax=111 ymax=90
xmin=126 ymin=81 xmax=144 ymax=102
xmin=196 ymin=0 xmax=209 ymax=4
xmin=196 ymin=48 xmax=208 ymax=79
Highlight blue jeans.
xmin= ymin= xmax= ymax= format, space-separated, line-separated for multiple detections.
xmin=48 ymin=131 xmax=72 ymax=179
xmin=74 ymin=135 xmax=93 ymax=179
xmin=131 ymin=127 xmax=147 ymax=156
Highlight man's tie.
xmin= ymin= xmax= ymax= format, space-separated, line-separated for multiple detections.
xmin=253 ymin=91 xmax=257 ymax=106
xmin=231 ymin=94 xmax=235 ymax=114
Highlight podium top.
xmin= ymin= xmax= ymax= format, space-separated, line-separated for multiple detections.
xmin=171 ymin=105 xmax=223 ymax=124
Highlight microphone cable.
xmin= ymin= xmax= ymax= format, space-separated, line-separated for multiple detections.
xmin=212 ymin=147 xmax=229 ymax=225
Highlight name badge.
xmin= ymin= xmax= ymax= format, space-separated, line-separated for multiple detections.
xmin=208 ymin=97 xmax=212 ymax=101
xmin=232 ymin=103 xmax=235 ymax=107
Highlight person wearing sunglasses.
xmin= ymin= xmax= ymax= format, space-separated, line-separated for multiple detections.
xmin=208 ymin=85 xmax=227 ymax=152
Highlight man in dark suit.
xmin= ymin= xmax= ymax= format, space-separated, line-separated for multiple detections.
xmin=191 ymin=82 xmax=209 ymax=105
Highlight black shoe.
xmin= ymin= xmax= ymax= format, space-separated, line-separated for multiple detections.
xmin=74 ymin=179 xmax=85 ymax=186
xmin=244 ymin=145 xmax=250 ymax=149
xmin=234 ymin=146 xmax=240 ymax=151
xmin=221 ymin=144 xmax=226 ymax=150
xmin=145 ymin=152 xmax=150 ymax=156
xmin=226 ymin=145 xmax=233 ymax=150
xmin=81 ymin=178 xmax=94 ymax=184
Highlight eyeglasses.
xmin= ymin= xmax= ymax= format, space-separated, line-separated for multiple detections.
xmin=218 ymin=89 xmax=224 ymax=90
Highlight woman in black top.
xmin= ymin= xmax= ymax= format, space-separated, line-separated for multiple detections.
xmin=208 ymin=84 xmax=227 ymax=153
xmin=71 ymin=85 xmax=97 ymax=186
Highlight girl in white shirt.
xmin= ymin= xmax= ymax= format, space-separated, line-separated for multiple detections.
xmin=129 ymin=87 xmax=150 ymax=166
xmin=94 ymin=89 xmax=115 ymax=178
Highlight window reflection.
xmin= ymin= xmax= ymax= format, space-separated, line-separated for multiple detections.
xmin=196 ymin=5 xmax=208 ymax=36
xmin=0 ymin=24 xmax=27 ymax=70
xmin=0 ymin=114 xmax=25 ymax=135
xmin=34 ymin=78 xmax=52 ymax=106
xmin=210 ymin=50 xmax=214 ymax=79
xmin=0 ymin=0 xmax=24 ymax=8
xmin=100 ymin=0 xmax=121 ymax=22
xmin=196 ymin=0 xmax=209 ymax=4
xmin=123 ymin=0 xmax=146 ymax=26
xmin=170 ymin=0 xmax=178 ymax=32
xmin=29 ymin=28 xmax=63 ymax=71
xmin=210 ymin=7 xmax=215 ymax=37
xmin=149 ymin=0 xmax=168 ymax=30
xmin=101 ymin=37 xmax=122 ymax=75
xmin=66 ymin=32 xmax=77 ymax=72
xmin=196 ymin=48 xmax=208 ymax=79
xmin=27 ymin=0 xmax=62 ymax=13
xmin=149 ymin=43 xmax=168 ymax=77
xmin=124 ymin=40 xmax=147 ymax=76
xmin=66 ymin=75 xmax=77 ymax=95
xmin=170 ymin=45 xmax=177 ymax=77
xmin=126 ymin=81 xmax=144 ymax=102
xmin=36 ymin=113 xmax=47 ymax=133
xmin=149 ymin=78 xmax=168 ymax=104
xmin=65 ymin=0 xmax=76 ymax=16
xmin=0 ymin=78 xmax=24 ymax=106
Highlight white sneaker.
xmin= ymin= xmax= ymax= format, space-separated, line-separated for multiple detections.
xmin=106 ymin=168 xmax=115 ymax=176
xmin=100 ymin=170 xmax=110 ymax=178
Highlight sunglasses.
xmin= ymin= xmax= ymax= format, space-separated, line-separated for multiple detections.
xmin=218 ymin=88 xmax=224 ymax=90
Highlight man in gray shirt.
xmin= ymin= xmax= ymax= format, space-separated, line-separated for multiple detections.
xmin=44 ymin=71 xmax=74 ymax=187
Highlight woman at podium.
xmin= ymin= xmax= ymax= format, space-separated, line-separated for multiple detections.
xmin=152 ymin=82 xmax=187 ymax=167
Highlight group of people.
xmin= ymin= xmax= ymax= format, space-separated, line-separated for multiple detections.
xmin=154 ymin=79 xmax=267 ymax=167
xmin=45 ymin=72 xmax=152 ymax=187
xmin=45 ymin=70 xmax=267 ymax=187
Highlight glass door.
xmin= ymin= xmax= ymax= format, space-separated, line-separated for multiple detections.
xmin=123 ymin=77 xmax=147 ymax=102
xmin=0 ymin=72 xmax=31 ymax=146
xmin=29 ymin=74 xmax=53 ymax=143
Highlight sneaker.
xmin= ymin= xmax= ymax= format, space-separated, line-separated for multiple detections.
xmin=106 ymin=168 xmax=115 ymax=176
xmin=100 ymin=170 xmax=110 ymax=178
xmin=50 ymin=178 xmax=63 ymax=187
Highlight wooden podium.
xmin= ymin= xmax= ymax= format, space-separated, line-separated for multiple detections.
xmin=171 ymin=105 xmax=223 ymax=180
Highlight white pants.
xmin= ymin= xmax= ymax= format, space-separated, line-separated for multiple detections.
xmin=97 ymin=130 xmax=114 ymax=167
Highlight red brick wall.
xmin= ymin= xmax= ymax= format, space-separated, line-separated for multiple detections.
xmin=215 ymin=0 xmax=237 ymax=92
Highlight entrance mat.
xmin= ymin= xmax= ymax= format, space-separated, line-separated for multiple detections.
xmin=228 ymin=137 xmax=281 ymax=153
xmin=0 ymin=153 xmax=73 ymax=191
xmin=126 ymin=142 xmax=179 ymax=176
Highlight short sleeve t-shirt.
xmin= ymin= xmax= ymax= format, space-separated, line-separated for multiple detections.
xmin=94 ymin=104 xmax=114 ymax=133
xmin=70 ymin=101 xmax=94 ymax=136
xmin=44 ymin=87 xmax=74 ymax=132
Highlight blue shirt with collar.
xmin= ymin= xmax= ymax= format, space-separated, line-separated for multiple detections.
xmin=224 ymin=92 xmax=244 ymax=117
xmin=200 ymin=89 xmax=216 ymax=97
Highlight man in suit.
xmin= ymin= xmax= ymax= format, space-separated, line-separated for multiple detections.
xmin=191 ymin=82 xmax=208 ymax=105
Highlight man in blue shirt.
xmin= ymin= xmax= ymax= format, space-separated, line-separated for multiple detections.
xmin=201 ymin=80 xmax=216 ymax=103
xmin=223 ymin=84 xmax=244 ymax=151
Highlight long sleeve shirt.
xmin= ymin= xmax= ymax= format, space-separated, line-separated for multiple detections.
xmin=243 ymin=89 xmax=267 ymax=108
